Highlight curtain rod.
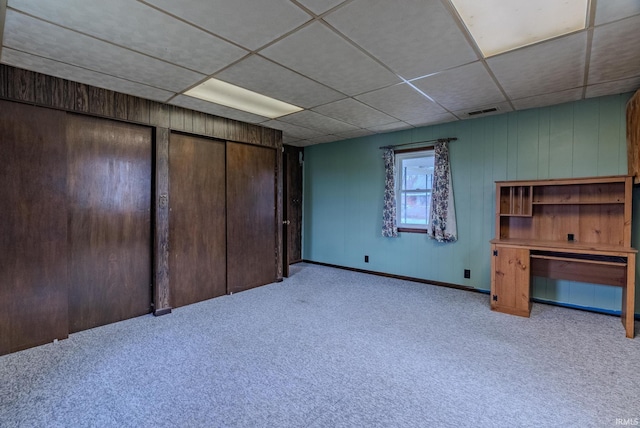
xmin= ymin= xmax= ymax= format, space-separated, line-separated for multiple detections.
xmin=379 ymin=137 xmax=457 ymax=150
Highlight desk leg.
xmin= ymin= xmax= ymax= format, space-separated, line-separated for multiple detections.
xmin=623 ymin=253 xmax=636 ymax=338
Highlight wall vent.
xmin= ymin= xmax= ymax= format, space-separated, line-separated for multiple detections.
xmin=467 ymin=107 xmax=498 ymax=116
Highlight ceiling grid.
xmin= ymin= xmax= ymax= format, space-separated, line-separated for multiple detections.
xmin=0 ymin=0 xmax=638 ymax=146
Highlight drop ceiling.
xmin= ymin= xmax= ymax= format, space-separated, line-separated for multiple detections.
xmin=1 ymin=0 xmax=639 ymax=147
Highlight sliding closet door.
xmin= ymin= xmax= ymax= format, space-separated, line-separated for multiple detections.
xmin=67 ymin=115 xmax=152 ymax=333
xmin=0 ymin=101 xmax=68 ymax=355
xmin=168 ymin=133 xmax=226 ymax=307
xmin=227 ymin=142 xmax=277 ymax=293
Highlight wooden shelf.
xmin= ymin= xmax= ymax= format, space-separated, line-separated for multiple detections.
xmin=529 ymin=254 xmax=627 ymax=267
xmin=532 ymin=200 xmax=624 ymax=205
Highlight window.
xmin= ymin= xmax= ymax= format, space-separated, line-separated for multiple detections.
xmin=395 ymin=149 xmax=434 ymax=231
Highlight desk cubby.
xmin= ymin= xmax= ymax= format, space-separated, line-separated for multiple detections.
xmin=499 ymin=185 xmax=532 ymax=216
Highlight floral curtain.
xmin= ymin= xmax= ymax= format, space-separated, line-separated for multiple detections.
xmin=427 ymin=141 xmax=457 ymax=242
xmin=382 ymin=148 xmax=398 ymax=237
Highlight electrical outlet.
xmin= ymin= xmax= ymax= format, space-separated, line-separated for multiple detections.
xmin=464 ymin=269 xmax=471 ymax=279
xmin=364 ymin=255 xmax=369 ymax=263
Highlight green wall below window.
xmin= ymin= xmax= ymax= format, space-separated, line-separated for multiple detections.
xmin=303 ymin=93 xmax=640 ymax=314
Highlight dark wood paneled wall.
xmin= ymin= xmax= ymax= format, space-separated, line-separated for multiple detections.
xmin=66 ymin=114 xmax=153 ymax=333
xmin=0 ymin=63 xmax=283 ymax=306
xmin=0 ymin=65 xmax=281 ymax=148
xmin=227 ymin=142 xmax=278 ymax=293
xmin=0 ymin=100 xmax=69 ymax=354
xmin=169 ymin=133 xmax=227 ymax=307
xmin=0 ymin=64 xmax=284 ymax=354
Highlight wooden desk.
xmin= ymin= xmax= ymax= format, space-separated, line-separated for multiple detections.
xmin=490 ymin=238 xmax=636 ymax=338
xmin=491 ymin=176 xmax=636 ymax=339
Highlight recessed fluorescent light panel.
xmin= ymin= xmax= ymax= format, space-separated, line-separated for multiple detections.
xmin=450 ymin=0 xmax=588 ymax=57
xmin=184 ymin=78 xmax=302 ymax=119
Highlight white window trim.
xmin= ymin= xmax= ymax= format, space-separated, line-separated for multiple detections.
xmin=395 ymin=149 xmax=434 ymax=230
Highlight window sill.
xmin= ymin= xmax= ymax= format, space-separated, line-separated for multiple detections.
xmin=398 ymin=227 xmax=428 ymax=234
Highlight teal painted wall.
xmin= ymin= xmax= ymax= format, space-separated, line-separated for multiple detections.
xmin=303 ymin=93 xmax=639 ymax=314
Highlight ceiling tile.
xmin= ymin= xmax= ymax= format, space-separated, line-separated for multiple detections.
xmin=260 ymin=119 xmax=324 ymax=140
xmin=278 ymin=110 xmax=359 ymax=134
xmin=589 ymin=15 xmax=640 ymax=84
xmin=334 ymin=129 xmax=375 ymax=140
xmin=407 ymin=112 xmax=458 ymax=127
xmin=215 ymin=55 xmax=345 ymax=109
xmin=296 ymin=0 xmax=346 ymax=15
xmin=594 ymin=0 xmax=640 ymax=25
xmin=299 ymin=135 xmax=343 ymax=145
xmin=311 ymin=98 xmax=397 ymax=128
xmin=7 ymin=0 xmax=248 ymax=75
xmin=282 ymin=134 xmax=302 ymax=145
xmin=3 ymin=10 xmax=205 ymax=92
xmin=367 ymin=122 xmax=413 ymax=133
xmin=487 ymin=32 xmax=587 ymax=100
xmin=170 ymin=95 xmax=268 ymax=123
xmin=585 ymin=76 xmax=640 ymax=99
xmin=292 ymin=140 xmax=318 ymax=147
xmin=143 ymin=0 xmax=311 ymax=51
xmin=411 ymin=62 xmax=505 ymax=112
xmin=324 ymin=0 xmax=478 ymax=80
xmin=1 ymin=48 xmax=175 ymax=102
xmin=356 ymin=83 xmax=446 ymax=123
xmin=511 ymin=88 xmax=583 ymax=110
xmin=261 ymin=22 xmax=400 ymax=96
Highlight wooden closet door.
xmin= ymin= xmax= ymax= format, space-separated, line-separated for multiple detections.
xmin=0 ymin=101 xmax=69 ymax=355
xmin=285 ymin=145 xmax=303 ymax=264
xmin=168 ymin=133 xmax=226 ymax=307
xmin=227 ymin=142 xmax=277 ymax=293
xmin=67 ymin=115 xmax=152 ymax=333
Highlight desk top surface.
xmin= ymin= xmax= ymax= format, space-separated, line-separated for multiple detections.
xmin=490 ymin=238 xmax=637 ymax=255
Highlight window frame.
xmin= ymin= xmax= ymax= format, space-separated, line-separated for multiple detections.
xmin=395 ymin=146 xmax=435 ymax=234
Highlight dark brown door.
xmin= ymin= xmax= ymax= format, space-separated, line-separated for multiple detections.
xmin=169 ymin=133 xmax=226 ymax=307
xmin=0 ymin=101 xmax=69 ymax=355
xmin=67 ymin=114 xmax=152 ymax=333
xmin=227 ymin=142 xmax=276 ymax=293
xmin=282 ymin=149 xmax=290 ymax=279
xmin=285 ymin=145 xmax=303 ymax=265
